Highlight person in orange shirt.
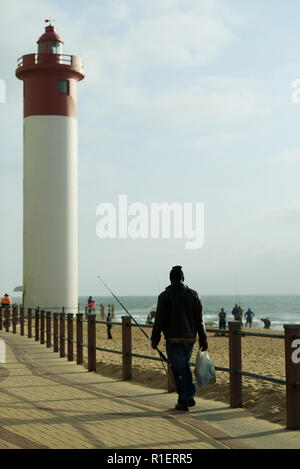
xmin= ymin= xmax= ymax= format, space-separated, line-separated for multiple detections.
xmin=1 ymin=294 xmax=12 ymax=309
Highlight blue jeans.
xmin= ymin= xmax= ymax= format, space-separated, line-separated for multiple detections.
xmin=166 ymin=340 xmax=196 ymax=403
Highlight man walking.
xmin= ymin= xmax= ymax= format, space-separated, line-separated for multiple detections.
xmin=151 ymin=266 xmax=208 ymax=412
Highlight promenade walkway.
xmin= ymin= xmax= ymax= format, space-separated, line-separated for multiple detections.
xmin=0 ymin=330 xmax=300 ymax=450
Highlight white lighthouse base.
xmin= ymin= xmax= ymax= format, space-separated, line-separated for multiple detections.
xmin=23 ymin=115 xmax=78 ymax=313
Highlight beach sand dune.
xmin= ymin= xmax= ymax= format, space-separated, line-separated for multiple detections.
xmin=79 ymin=323 xmax=287 ymax=426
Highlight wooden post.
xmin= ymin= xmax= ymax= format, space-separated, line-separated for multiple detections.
xmin=167 ymin=364 xmax=176 ymax=393
xmin=28 ymin=308 xmax=32 ymax=338
xmin=122 ymin=316 xmax=132 ymax=380
xmin=60 ymin=313 xmax=65 ymax=358
xmin=12 ymin=306 xmax=17 ymax=334
xmin=67 ymin=313 xmax=73 ymax=361
xmin=284 ymin=324 xmax=300 ymax=430
xmin=85 ymin=305 xmax=88 ymax=319
xmin=76 ymin=313 xmax=83 ymax=365
xmin=5 ymin=308 xmax=10 ymax=333
xmin=20 ymin=307 xmax=24 ymax=336
xmin=229 ymin=321 xmax=242 ymax=408
xmin=46 ymin=312 xmax=51 ymax=348
xmin=53 ymin=313 xmax=58 ymax=352
xmin=35 ymin=309 xmax=40 ymax=341
xmin=40 ymin=311 xmax=45 ymax=344
xmin=0 ymin=307 xmax=2 ymax=331
xmin=88 ymin=313 xmax=96 ymax=372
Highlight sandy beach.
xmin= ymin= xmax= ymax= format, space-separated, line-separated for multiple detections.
xmin=79 ymin=322 xmax=287 ymax=426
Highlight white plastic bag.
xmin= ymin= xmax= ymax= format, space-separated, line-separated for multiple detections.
xmin=194 ymin=351 xmax=216 ymax=388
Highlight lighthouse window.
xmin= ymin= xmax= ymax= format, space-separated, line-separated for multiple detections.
xmin=38 ymin=42 xmax=62 ymax=54
xmin=58 ymin=80 xmax=69 ymax=95
xmin=51 ymin=42 xmax=62 ymax=54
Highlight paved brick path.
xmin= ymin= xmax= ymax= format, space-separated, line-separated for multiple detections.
xmin=0 ymin=330 xmax=256 ymax=450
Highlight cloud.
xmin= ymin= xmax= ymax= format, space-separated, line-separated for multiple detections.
xmin=80 ymin=79 xmax=271 ymax=141
xmin=196 ymin=131 xmax=243 ymax=148
xmin=109 ymin=0 xmax=131 ymax=23
xmin=122 ymin=13 xmax=235 ymax=68
xmin=261 ymin=200 xmax=300 ymax=223
xmin=276 ymin=149 xmax=300 ymax=162
xmin=77 ymin=1 xmax=240 ymax=87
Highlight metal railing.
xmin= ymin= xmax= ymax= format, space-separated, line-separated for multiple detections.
xmin=16 ymin=53 xmax=83 ymax=71
xmin=1 ymin=306 xmax=300 ymax=430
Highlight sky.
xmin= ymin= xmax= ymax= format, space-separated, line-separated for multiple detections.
xmin=1 ymin=0 xmax=300 ymax=296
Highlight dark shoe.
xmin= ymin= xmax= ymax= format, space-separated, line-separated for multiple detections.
xmin=188 ymin=398 xmax=196 ymax=407
xmin=175 ymin=403 xmax=189 ymax=412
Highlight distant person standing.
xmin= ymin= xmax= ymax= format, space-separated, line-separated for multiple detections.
xmin=146 ymin=313 xmax=153 ymax=325
xmin=107 ymin=311 xmax=113 ymax=339
xmin=232 ymin=304 xmax=240 ymax=321
xmin=245 ymin=308 xmax=254 ymax=328
xmin=88 ymin=296 xmax=96 ymax=314
xmin=237 ymin=306 xmax=243 ymax=325
xmin=218 ymin=308 xmax=227 ymax=335
xmin=146 ymin=310 xmax=156 ymax=325
xmin=151 ymin=265 xmax=208 ymax=412
xmin=1 ymin=294 xmax=12 ymax=309
xmin=261 ymin=318 xmax=271 ymax=329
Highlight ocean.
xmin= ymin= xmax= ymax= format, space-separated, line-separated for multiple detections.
xmin=76 ymin=294 xmax=300 ymax=330
xmin=11 ymin=294 xmax=300 ymax=330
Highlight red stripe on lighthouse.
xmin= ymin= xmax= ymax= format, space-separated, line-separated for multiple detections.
xmin=16 ymin=54 xmax=84 ymax=118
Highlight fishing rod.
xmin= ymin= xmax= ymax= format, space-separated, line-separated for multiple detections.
xmin=97 ymin=274 xmax=168 ymax=365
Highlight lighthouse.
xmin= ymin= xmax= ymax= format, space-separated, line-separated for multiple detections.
xmin=16 ymin=22 xmax=84 ymax=312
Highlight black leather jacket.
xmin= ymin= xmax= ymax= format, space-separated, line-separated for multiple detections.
xmin=151 ymin=283 xmax=207 ymax=347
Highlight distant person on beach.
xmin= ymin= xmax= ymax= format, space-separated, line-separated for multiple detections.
xmin=151 ymin=265 xmax=208 ymax=412
xmin=146 ymin=310 xmax=156 ymax=325
xmin=245 ymin=308 xmax=254 ymax=328
xmin=88 ymin=297 xmax=96 ymax=313
xmin=232 ymin=304 xmax=239 ymax=321
xmin=232 ymin=304 xmax=243 ymax=324
xmin=237 ymin=306 xmax=243 ymax=324
xmin=261 ymin=318 xmax=271 ymax=329
xmin=146 ymin=313 xmax=153 ymax=324
xmin=1 ymin=294 xmax=12 ymax=309
xmin=107 ymin=311 xmax=113 ymax=339
xmin=218 ymin=308 xmax=227 ymax=335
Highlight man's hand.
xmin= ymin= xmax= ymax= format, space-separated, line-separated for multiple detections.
xmin=199 ymin=342 xmax=208 ymax=351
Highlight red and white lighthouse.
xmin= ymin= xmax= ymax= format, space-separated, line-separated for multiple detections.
xmin=16 ymin=22 xmax=84 ymax=312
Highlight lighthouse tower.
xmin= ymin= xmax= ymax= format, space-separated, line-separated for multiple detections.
xmin=16 ymin=23 xmax=84 ymax=312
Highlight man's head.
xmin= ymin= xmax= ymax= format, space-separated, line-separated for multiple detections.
xmin=170 ymin=266 xmax=184 ymax=284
